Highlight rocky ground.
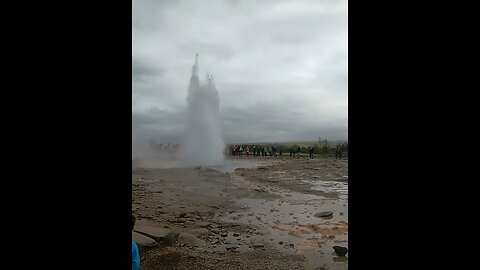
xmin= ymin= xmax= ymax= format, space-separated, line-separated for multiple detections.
xmin=132 ymin=155 xmax=348 ymax=270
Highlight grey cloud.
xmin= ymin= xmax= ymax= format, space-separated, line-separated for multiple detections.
xmin=133 ymin=103 xmax=346 ymax=145
xmin=133 ymin=107 xmax=186 ymax=144
xmin=221 ymin=103 xmax=346 ymax=143
xmin=177 ymin=41 xmax=234 ymax=61
xmin=133 ymin=0 xmax=347 ymax=145
xmin=132 ymin=57 xmax=165 ymax=83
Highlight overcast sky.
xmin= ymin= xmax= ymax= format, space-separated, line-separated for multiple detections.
xmin=133 ymin=0 xmax=347 ymax=144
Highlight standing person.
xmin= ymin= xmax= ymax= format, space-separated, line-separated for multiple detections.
xmin=263 ymin=146 xmax=268 ymax=157
xmin=297 ymin=146 xmax=301 ymax=157
xmin=279 ymin=146 xmax=283 ymax=156
xmin=253 ymin=145 xmax=256 ymax=156
xmin=132 ymin=215 xmax=141 ymax=270
xmin=335 ymin=145 xmax=343 ymax=159
xmin=246 ymin=146 xmax=250 ymax=156
xmin=239 ymin=145 xmax=243 ymax=156
xmin=309 ymin=146 xmax=314 ymax=159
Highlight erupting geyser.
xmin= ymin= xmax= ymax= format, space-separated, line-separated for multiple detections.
xmin=184 ymin=53 xmax=225 ymax=166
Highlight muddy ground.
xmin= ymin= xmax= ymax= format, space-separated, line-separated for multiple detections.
xmin=132 ymin=155 xmax=348 ymax=270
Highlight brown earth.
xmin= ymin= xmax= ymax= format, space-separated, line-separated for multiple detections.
xmin=133 ymin=156 xmax=348 ymax=270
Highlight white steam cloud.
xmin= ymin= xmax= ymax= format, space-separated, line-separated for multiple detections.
xmin=183 ymin=54 xmax=225 ymax=166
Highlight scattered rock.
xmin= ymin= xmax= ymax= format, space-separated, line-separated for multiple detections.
xmin=289 ymin=243 xmax=295 ymax=248
xmin=226 ymin=245 xmax=238 ymax=251
xmin=164 ymin=232 xmax=180 ymax=246
xmin=333 ymin=246 xmax=348 ymax=256
xmin=190 ymin=228 xmax=209 ymax=236
xmin=220 ymin=233 xmax=228 ymax=237
xmin=132 ymin=232 xmax=157 ymax=248
xmin=253 ymin=243 xmax=265 ymax=248
xmin=177 ymin=232 xmax=206 ymax=247
xmin=328 ymin=235 xmax=335 ymax=239
xmin=333 ymin=256 xmax=348 ymax=263
xmin=196 ymin=222 xmax=211 ymax=228
xmin=134 ymin=225 xmax=170 ymax=242
xmin=279 ymin=241 xmax=284 ymax=245
xmin=168 ymin=219 xmax=187 ymax=223
xmin=314 ymin=212 xmax=333 ymax=218
xmin=233 ymin=233 xmax=240 ymax=237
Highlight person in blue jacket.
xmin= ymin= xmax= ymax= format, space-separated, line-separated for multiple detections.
xmin=132 ymin=215 xmax=140 ymax=270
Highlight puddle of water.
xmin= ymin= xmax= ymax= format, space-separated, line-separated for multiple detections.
xmin=216 ymin=163 xmax=348 ymax=268
xmin=207 ymin=160 xmax=258 ymax=173
xmin=302 ymin=180 xmax=348 ymax=200
xmin=133 ymin=158 xmax=258 ymax=173
xmin=223 ymin=197 xmax=347 ymax=225
xmin=221 ymin=191 xmax=348 ymax=269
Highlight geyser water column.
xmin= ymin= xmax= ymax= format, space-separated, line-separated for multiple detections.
xmin=184 ymin=53 xmax=225 ymax=166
